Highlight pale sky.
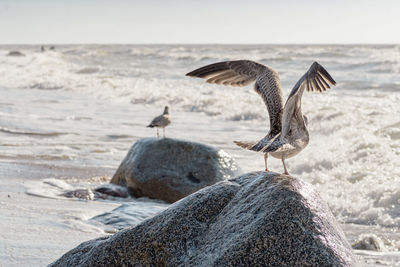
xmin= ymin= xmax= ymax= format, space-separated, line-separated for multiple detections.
xmin=0 ymin=0 xmax=399 ymax=44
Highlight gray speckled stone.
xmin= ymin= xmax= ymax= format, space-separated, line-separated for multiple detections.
xmin=110 ymin=137 xmax=241 ymax=203
xmin=7 ymin=50 xmax=25 ymax=56
xmin=50 ymin=172 xmax=357 ymax=267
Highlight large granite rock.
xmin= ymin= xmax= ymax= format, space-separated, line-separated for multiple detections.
xmin=110 ymin=137 xmax=241 ymax=203
xmin=50 ymin=172 xmax=357 ymax=267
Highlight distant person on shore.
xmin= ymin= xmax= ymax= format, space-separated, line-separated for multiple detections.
xmin=40 ymin=45 xmax=55 ymax=52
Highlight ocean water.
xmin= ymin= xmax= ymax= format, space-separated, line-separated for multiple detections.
xmin=1 ymin=44 xmax=400 ymax=262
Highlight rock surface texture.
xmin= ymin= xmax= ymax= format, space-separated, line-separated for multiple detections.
xmin=50 ymin=172 xmax=357 ymax=267
xmin=110 ymin=138 xmax=240 ymax=203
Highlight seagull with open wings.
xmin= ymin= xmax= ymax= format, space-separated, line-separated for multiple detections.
xmin=186 ymin=60 xmax=336 ymax=175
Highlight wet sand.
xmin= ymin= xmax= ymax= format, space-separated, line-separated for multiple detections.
xmin=0 ymin=160 xmax=118 ymax=266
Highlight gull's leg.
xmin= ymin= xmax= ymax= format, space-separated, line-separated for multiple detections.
xmin=264 ymin=153 xmax=269 ymax=172
xmin=282 ymin=158 xmax=289 ymax=175
xmin=157 ymin=128 xmax=159 ymax=138
xmin=163 ymin=128 xmax=166 ymax=138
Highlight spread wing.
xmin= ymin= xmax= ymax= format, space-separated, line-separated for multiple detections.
xmin=186 ymin=60 xmax=284 ymax=137
xmin=281 ymin=62 xmax=336 ymax=138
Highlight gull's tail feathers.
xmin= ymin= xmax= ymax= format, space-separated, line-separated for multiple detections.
xmin=234 ymin=140 xmax=257 ymax=150
xmin=234 ymin=133 xmax=280 ymax=152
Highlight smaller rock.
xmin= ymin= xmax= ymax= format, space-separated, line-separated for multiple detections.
xmin=7 ymin=51 xmax=25 ymax=57
xmin=91 ymin=201 xmax=168 ymax=230
xmin=94 ymin=184 xmax=129 ymax=198
xmin=61 ymin=189 xmax=94 ymax=200
xmin=352 ymin=233 xmax=386 ymax=251
xmin=111 ymin=138 xmax=241 ymax=203
xmin=61 ymin=184 xmax=130 ymax=201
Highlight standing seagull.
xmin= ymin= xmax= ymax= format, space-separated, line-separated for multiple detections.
xmin=147 ymin=106 xmax=171 ymax=138
xmin=186 ymin=60 xmax=336 ymax=175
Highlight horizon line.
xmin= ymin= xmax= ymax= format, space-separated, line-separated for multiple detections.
xmin=1 ymin=42 xmax=399 ymax=46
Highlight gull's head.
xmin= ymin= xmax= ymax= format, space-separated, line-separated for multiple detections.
xmin=163 ymin=106 xmax=169 ymax=114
